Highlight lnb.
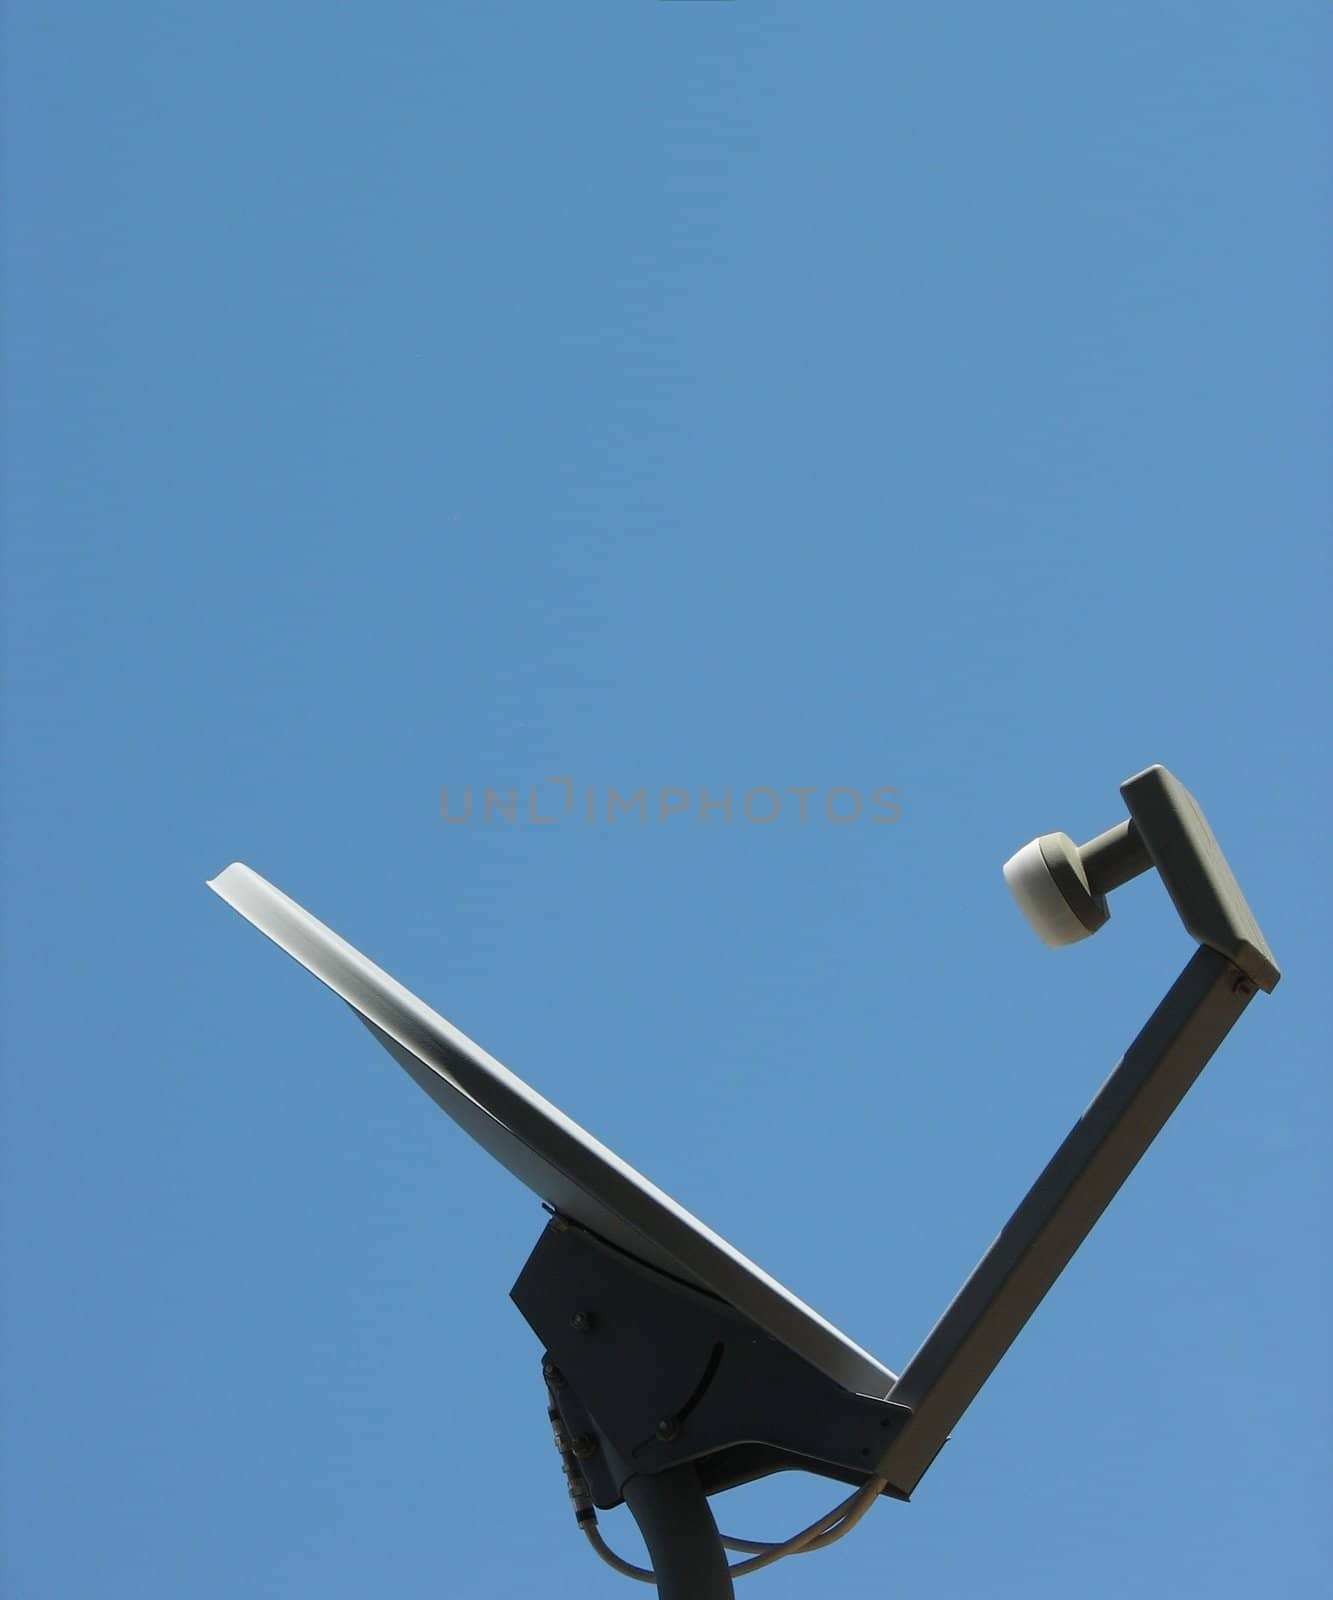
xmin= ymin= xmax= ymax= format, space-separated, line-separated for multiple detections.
xmin=1003 ymin=820 xmax=1152 ymax=948
xmin=1002 ymin=765 xmax=1279 ymax=997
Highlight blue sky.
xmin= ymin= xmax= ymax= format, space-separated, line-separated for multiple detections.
xmin=2 ymin=4 xmax=1329 ymax=1596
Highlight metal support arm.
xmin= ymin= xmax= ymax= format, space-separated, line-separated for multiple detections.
xmin=877 ymin=763 xmax=1280 ymax=1498
xmin=878 ymin=946 xmax=1260 ymax=1494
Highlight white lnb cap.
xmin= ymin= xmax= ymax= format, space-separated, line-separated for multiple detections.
xmin=1003 ymin=833 xmax=1110 ymax=949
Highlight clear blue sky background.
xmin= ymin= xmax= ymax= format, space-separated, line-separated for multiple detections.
xmin=3 ymin=4 xmax=1329 ymax=1596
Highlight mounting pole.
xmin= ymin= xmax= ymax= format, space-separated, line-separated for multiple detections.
xmin=622 ymin=1466 xmax=735 ymax=1599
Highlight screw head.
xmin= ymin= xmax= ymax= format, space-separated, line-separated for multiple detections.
xmin=655 ymin=1417 xmax=680 ymax=1442
xmin=570 ymin=1310 xmax=594 ymax=1333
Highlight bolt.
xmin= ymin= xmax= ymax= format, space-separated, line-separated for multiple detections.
xmin=656 ymin=1417 xmax=680 ymax=1442
xmin=571 ymin=1434 xmax=598 ymax=1459
xmin=542 ymin=1359 xmax=565 ymax=1389
xmin=571 ymin=1310 xmax=595 ymax=1333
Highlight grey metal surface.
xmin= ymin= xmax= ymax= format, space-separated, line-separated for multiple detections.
xmin=877 ymin=945 xmax=1261 ymax=1497
xmin=622 ymin=1467 xmax=735 ymax=1600
xmin=207 ymin=862 xmax=896 ymax=1400
xmin=1078 ymin=819 xmax=1152 ymax=897
xmin=1038 ymin=831 xmax=1110 ymax=936
xmin=1122 ymin=765 xmax=1280 ymax=991
xmin=514 ymin=1217 xmax=911 ymax=1507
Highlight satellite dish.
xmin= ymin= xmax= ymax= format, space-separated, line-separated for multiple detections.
xmin=207 ymin=861 xmax=895 ymax=1401
xmin=208 ymin=766 xmax=1280 ymax=1598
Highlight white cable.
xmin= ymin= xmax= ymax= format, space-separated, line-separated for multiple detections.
xmin=548 ymin=1378 xmax=888 ymax=1583
xmin=583 ymin=1524 xmax=656 ymax=1583
xmin=720 ymin=1476 xmax=888 ymax=1578
xmin=581 ymin=1475 xmax=889 ymax=1582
